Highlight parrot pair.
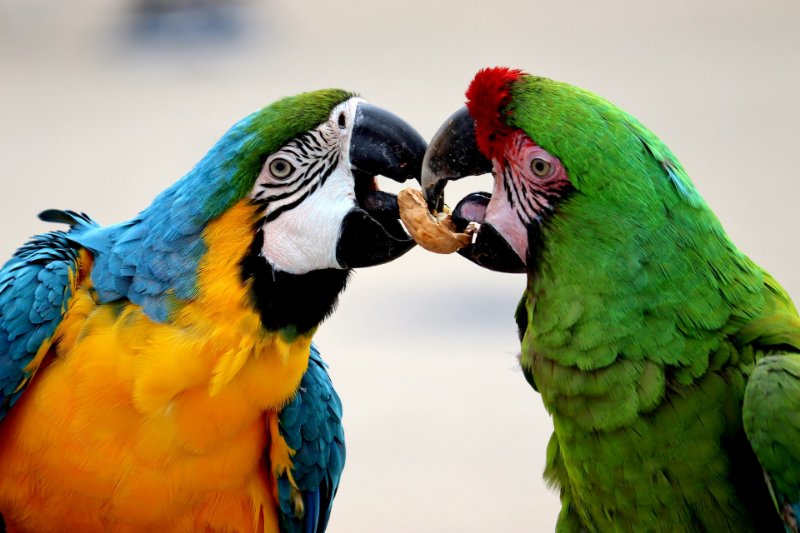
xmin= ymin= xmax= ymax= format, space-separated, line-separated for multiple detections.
xmin=0 ymin=90 xmax=426 ymax=532
xmin=422 ymin=67 xmax=799 ymax=532
xmin=1 ymin=68 xmax=797 ymax=533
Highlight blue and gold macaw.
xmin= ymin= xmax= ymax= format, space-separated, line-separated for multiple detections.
xmin=0 ymin=89 xmax=425 ymax=532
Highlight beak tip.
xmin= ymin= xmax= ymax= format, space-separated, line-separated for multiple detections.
xmin=420 ymin=105 xmax=492 ymax=213
xmin=421 ymin=170 xmax=438 ymax=210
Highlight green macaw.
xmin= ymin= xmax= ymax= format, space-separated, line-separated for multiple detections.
xmin=420 ymin=67 xmax=800 ymax=531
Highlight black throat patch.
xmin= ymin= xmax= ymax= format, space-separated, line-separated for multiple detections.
xmin=240 ymin=228 xmax=351 ymax=335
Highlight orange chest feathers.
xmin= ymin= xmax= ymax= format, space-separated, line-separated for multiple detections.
xmin=0 ymin=202 xmax=313 ymax=532
xmin=0 ymin=293 xmax=312 ymax=533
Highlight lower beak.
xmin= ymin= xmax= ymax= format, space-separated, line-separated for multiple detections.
xmin=422 ymin=106 xmax=524 ymax=273
xmin=336 ymin=102 xmax=427 ymax=269
xmin=451 ymin=193 xmax=525 ymax=273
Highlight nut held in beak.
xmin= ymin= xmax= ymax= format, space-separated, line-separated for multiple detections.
xmin=398 ymin=188 xmax=474 ymax=254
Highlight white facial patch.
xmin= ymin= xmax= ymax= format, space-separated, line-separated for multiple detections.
xmin=250 ymin=98 xmax=365 ymax=274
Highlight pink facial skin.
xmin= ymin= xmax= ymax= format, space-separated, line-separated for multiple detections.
xmin=484 ymin=130 xmax=571 ymax=264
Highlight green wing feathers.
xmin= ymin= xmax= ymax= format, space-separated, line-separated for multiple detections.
xmin=744 ymin=354 xmax=800 ymax=531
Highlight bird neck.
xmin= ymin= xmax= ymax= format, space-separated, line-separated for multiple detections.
xmin=194 ymin=200 xmax=349 ymax=342
xmin=240 ymin=235 xmax=351 ymax=340
xmin=523 ymin=193 xmax=769 ymax=376
xmin=517 ymin=195 xmax=790 ymax=436
xmin=164 ymin=200 xmax=316 ymax=407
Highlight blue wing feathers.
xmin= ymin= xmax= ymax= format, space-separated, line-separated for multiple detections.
xmin=38 ymin=209 xmax=95 ymax=228
xmin=276 ymin=344 xmax=345 ymax=533
xmin=71 ymin=212 xmax=205 ymax=321
xmin=32 ymin=116 xmax=265 ymax=324
xmin=303 ymin=489 xmax=321 ymax=533
xmin=0 ymin=214 xmax=96 ymax=420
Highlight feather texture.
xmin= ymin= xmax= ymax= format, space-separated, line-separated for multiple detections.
xmin=0 ymin=87 xmax=358 ymax=532
xmin=465 ymin=69 xmax=800 ymax=531
xmin=0 ymin=215 xmax=95 ymax=417
xmin=744 ymin=354 xmax=800 ymax=533
xmin=275 ymin=345 xmax=345 ymax=533
xmin=68 ymin=89 xmax=354 ymax=323
xmin=0 ymin=201 xmax=346 ymax=532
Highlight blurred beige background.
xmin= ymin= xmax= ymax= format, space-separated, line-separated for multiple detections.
xmin=1 ymin=1 xmax=799 ymax=531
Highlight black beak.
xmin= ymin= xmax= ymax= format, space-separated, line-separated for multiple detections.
xmin=421 ymin=106 xmax=492 ymax=211
xmin=351 ymin=103 xmax=427 ymax=183
xmin=422 ymin=106 xmax=525 ymax=274
xmin=336 ymin=102 xmax=427 ymax=269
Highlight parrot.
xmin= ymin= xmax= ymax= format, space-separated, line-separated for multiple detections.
xmin=0 ymin=88 xmax=426 ymax=532
xmin=420 ymin=67 xmax=800 ymax=532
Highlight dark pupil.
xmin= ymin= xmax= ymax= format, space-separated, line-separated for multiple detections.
xmin=535 ymin=161 xmax=546 ymax=172
xmin=275 ymin=162 xmax=286 ymax=172
xmin=338 ymin=112 xmax=346 ymax=128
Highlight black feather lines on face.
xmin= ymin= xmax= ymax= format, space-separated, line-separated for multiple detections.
xmin=239 ymin=219 xmax=351 ymax=335
xmin=253 ymin=129 xmax=341 ymax=223
xmin=505 ymin=164 xmax=571 ymax=230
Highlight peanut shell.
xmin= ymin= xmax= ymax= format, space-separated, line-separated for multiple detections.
xmin=398 ymin=188 xmax=472 ymax=254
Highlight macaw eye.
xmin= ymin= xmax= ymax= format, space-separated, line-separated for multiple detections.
xmin=269 ymin=157 xmax=295 ymax=179
xmin=530 ymin=158 xmax=552 ymax=177
xmin=337 ymin=112 xmax=347 ymax=129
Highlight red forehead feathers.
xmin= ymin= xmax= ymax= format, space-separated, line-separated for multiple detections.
xmin=465 ymin=67 xmax=525 ymax=161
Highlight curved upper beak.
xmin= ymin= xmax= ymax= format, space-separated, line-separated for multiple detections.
xmin=421 ymin=106 xmax=525 ymax=274
xmin=336 ymin=102 xmax=427 ymax=269
xmin=421 ymin=107 xmax=492 ymax=211
xmin=351 ymin=102 xmax=427 ymax=183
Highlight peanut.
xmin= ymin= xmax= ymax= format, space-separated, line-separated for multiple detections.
xmin=398 ymin=188 xmax=473 ymax=254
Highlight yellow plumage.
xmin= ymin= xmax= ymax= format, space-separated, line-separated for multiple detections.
xmin=0 ymin=201 xmax=309 ymax=532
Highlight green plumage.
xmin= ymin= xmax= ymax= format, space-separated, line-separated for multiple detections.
xmin=508 ymin=76 xmax=800 ymax=531
xmin=204 ymin=88 xmax=354 ymax=219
